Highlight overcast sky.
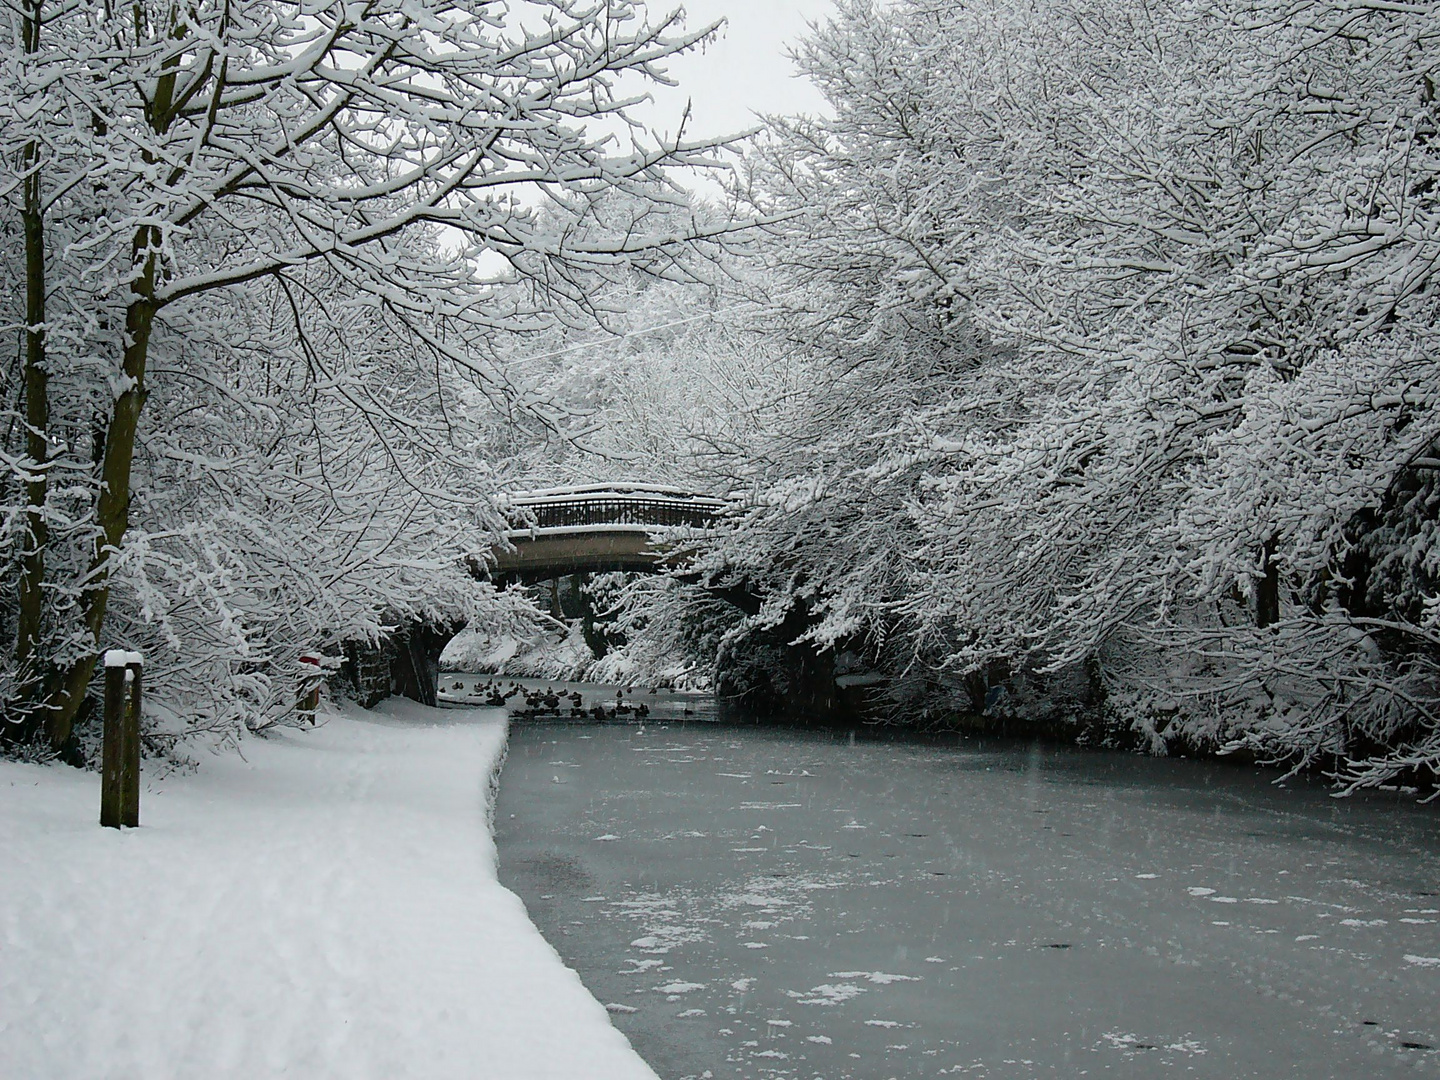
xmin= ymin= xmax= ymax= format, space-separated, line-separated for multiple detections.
xmin=641 ymin=1 xmax=835 ymax=140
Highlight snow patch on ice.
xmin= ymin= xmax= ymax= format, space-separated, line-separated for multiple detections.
xmin=1100 ymin=1030 xmax=1206 ymax=1056
xmin=790 ymin=983 xmax=866 ymax=1006
xmin=1165 ymin=1039 xmax=1209 ymax=1055
xmin=655 ymin=981 xmax=706 ymax=994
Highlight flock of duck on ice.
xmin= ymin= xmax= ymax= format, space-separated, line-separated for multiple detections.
xmin=447 ymin=677 xmax=697 ymax=722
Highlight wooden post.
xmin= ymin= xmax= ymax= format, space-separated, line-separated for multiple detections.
xmin=297 ymin=654 xmax=322 ymax=723
xmin=100 ymin=664 xmax=125 ymax=829
xmin=122 ymin=660 xmax=141 ymax=826
xmin=100 ymin=649 xmax=142 ymax=829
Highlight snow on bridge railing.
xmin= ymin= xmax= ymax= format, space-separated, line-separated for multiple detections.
xmin=500 ymin=484 xmax=728 ymax=532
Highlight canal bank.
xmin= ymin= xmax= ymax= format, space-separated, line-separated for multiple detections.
xmin=483 ymin=680 xmax=1440 ymax=1080
xmin=0 ymin=699 xmax=661 ymax=1080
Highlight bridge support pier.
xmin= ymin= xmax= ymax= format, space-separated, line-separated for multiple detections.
xmin=390 ymin=619 xmax=464 ymax=707
xmin=338 ymin=617 xmax=464 ymax=709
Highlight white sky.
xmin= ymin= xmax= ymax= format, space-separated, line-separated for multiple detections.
xmin=640 ymin=1 xmax=836 ymax=142
xmin=457 ymin=1 xmax=838 ymax=256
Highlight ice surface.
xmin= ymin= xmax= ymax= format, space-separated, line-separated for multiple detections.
xmin=495 ymin=721 xmax=1440 ymax=1079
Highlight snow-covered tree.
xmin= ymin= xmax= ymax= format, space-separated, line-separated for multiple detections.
xmin=1 ymin=0 xmax=749 ymax=751
xmin=715 ymin=0 xmax=1440 ymax=784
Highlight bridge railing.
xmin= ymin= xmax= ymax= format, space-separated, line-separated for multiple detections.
xmin=504 ymin=489 xmax=726 ymax=532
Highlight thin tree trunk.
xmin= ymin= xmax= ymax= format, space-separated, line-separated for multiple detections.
xmin=19 ymin=163 xmax=48 ymax=679
xmin=1256 ymin=535 xmax=1281 ymax=630
xmin=14 ymin=0 xmax=50 ymax=741
xmin=43 ymin=23 xmax=180 ymax=749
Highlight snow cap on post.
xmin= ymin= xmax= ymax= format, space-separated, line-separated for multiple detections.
xmin=103 ymin=649 xmax=144 ymax=668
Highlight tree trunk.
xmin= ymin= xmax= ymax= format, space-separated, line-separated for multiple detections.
xmin=13 ymin=0 xmax=49 ymax=743
xmin=40 ymin=0 xmax=183 ymax=750
xmin=44 ymin=232 xmax=156 ymax=750
xmin=574 ymin=574 xmax=613 ymax=660
xmin=1256 ymin=535 xmax=1281 ymax=629
xmin=390 ymin=620 xmax=462 ymax=707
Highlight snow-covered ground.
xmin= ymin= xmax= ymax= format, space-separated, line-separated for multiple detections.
xmin=0 ymin=701 xmax=658 ymax=1080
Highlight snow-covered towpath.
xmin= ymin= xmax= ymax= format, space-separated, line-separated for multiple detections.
xmin=0 ymin=702 xmax=658 ymax=1080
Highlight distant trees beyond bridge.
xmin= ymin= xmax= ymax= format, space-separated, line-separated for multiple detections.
xmin=486 ymin=484 xmax=727 ymax=582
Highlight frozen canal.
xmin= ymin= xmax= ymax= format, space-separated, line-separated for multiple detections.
xmin=490 ymin=696 xmax=1440 ymax=1079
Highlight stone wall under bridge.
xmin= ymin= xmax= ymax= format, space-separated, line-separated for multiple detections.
xmin=330 ymin=618 xmax=464 ymax=709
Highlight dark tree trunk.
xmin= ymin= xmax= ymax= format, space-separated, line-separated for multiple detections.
xmin=12 ymin=0 xmax=49 ymax=744
xmin=1256 ymin=536 xmax=1281 ymax=629
xmin=573 ymin=574 xmax=616 ymax=660
xmin=44 ymin=262 xmax=155 ymax=750
xmin=40 ymin=34 xmax=183 ymax=749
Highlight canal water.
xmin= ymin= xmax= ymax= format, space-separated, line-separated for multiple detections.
xmin=480 ymin=678 xmax=1440 ymax=1080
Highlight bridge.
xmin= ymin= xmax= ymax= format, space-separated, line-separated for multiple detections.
xmin=345 ymin=483 xmax=844 ymax=718
xmin=354 ymin=481 xmax=840 ymax=720
xmin=485 ymin=483 xmax=728 ymax=582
